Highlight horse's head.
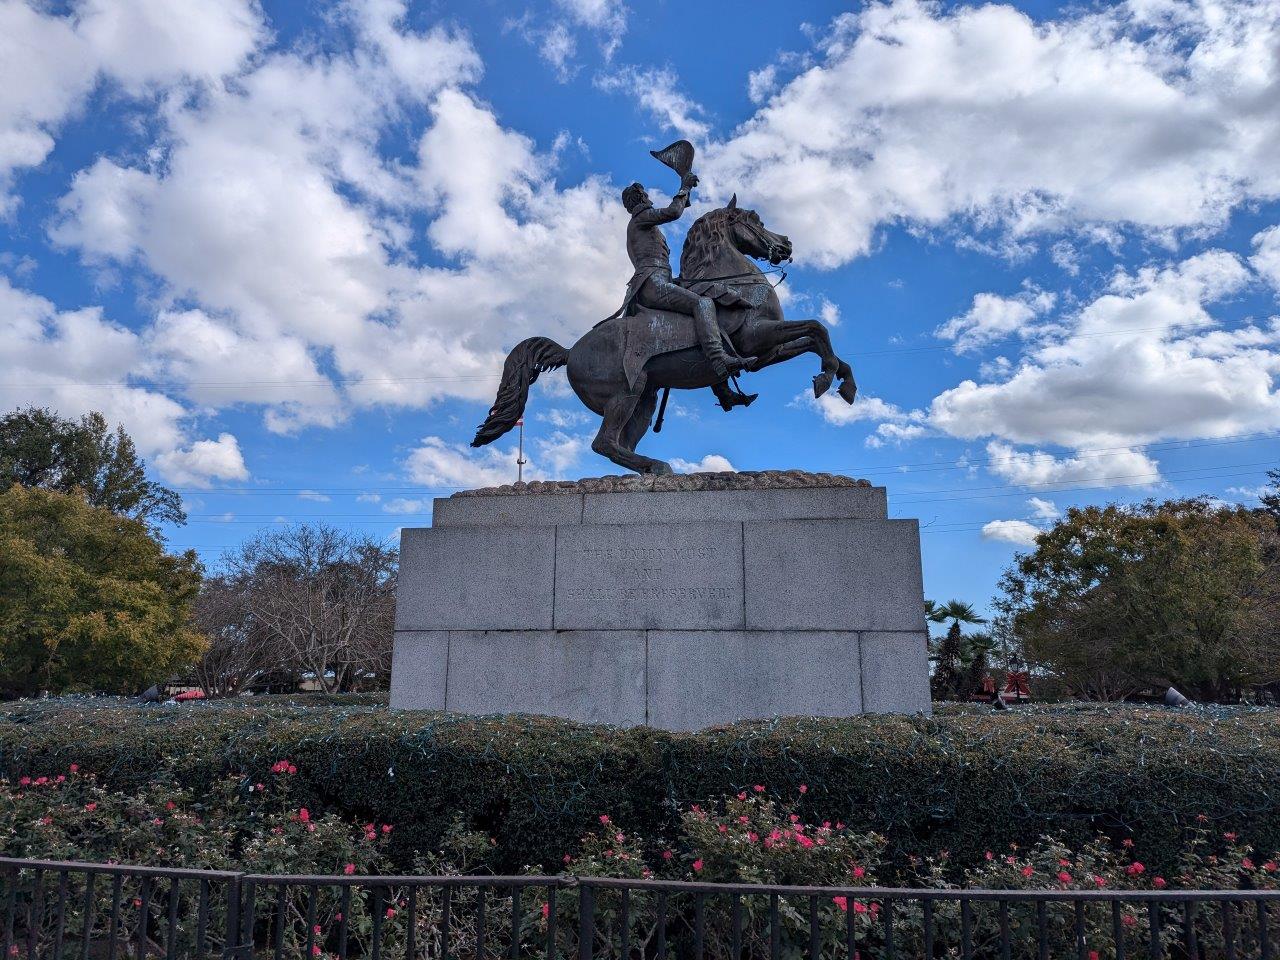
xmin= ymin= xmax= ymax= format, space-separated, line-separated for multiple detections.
xmin=722 ymin=194 xmax=793 ymax=266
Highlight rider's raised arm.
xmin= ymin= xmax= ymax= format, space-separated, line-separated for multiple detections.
xmin=636 ymin=189 xmax=690 ymax=227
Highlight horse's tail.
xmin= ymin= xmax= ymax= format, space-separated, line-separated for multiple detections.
xmin=471 ymin=336 xmax=570 ymax=447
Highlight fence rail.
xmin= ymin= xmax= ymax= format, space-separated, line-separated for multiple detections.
xmin=3 ymin=856 xmax=1279 ymax=960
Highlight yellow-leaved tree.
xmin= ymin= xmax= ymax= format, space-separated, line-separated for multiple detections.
xmin=0 ymin=485 xmax=206 ymax=697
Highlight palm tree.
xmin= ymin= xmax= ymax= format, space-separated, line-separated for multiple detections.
xmin=927 ymin=599 xmax=987 ymax=701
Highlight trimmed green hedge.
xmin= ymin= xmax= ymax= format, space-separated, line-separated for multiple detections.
xmin=2 ymin=699 xmax=1278 ymax=877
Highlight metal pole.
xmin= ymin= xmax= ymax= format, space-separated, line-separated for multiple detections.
xmin=516 ymin=419 xmax=527 ymax=483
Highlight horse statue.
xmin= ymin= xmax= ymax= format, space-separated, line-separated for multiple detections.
xmin=471 ymin=197 xmax=857 ymax=475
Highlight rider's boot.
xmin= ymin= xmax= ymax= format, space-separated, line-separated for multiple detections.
xmin=712 ymin=381 xmax=757 ymax=412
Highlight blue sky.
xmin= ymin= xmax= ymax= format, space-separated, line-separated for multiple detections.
xmin=2 ymin=0 xmax=1279 ymax=615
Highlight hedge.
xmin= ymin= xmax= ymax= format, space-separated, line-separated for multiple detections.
xmin=1 ymin=698 xmax=1278 ymax=878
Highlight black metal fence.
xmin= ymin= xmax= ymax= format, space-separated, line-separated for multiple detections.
xmin=3 ymin=856 xmax=1280 ymax=959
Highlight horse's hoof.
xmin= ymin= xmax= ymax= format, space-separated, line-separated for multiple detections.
xmin=813 ymin=372 xmax=833 ymax=397
xmin=838 ymin=378 xmax=858 ymax=404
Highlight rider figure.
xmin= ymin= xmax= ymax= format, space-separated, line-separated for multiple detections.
xmin=614 ymin=174 xmax=754 ymax=382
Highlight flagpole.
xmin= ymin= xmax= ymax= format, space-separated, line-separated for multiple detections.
xmin=516 ymin=418 xmax=527 ymax=483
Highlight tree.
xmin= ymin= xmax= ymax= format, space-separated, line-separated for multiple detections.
xmin=997 ymin=498 xmax=1280 ymax=702
xmin=200 ymin=525 xmax=397 ymax=693
xmin=1262 ymin=467 xmax=1280 ymax=527
xmin=0 ymin=486 xmax=205 ymax=697
xmin=0 ymin=407 xmax=185 ymax=527
xmin=927 ymin=599 xmax=987 ymax=701
xmin=188 ymin=575 xmax=279 ymax=697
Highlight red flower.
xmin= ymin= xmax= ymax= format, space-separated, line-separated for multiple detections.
xmin=311 ymin=947 xmax=321 ymax=957
xmin=692 ymin=859 xmax=704 ymax=873
xmin=1125 ymin=863 xmax=1145 ymax=876
xmin=1122 ymin=839 xmax=1134 ymax=848
xmin=343 ymin=864 xmax=356 ymax=875
xmin=1122 ymin=915 xmax=1138 ymax=928
xmin=798 ymin=784 xmax=808 ymax=794
xmin=1225 ymin=832 xmax=1239 ymax=842
xmin=748 ymin=832 xmax=759 ymax=843
xmin=385 ymin=908 xmax=395 ymax=919
xmin=985 ymin=851 xmax=994 ymax=861
xmin=853 ymin=902 xmax=868 ymax=914
xmin=598 ymin=814 xmax=610 ymax=825
xmin=18 ymin=777 xmax=30 ymax=786
xmin=165 ymin=801 xmax=175 ymax=811
xmin=1153 ymin=877 xmax=1167 ymax=889
xmin=382 ymin=824 xmax=392 ymax=834
xmin=737 ymin=792 xmax=747 ymax=801
xmin=753 ymin=785 xmax=765 ymax=793
xmin=852 ymin=866 xmax=866 ymax=879
xmin=1243 ymin=858 xmax=1255 ymax=870
xmin=1265 ymin=862 xmax=1278 ymax=873
xmin=541 ymin=904 xmax=550 ymax=919
xmin=1057 ymin=872 xmax=1072 ymax=884
xmin=832 ymin=896 xmax=848 ymax=912
xmin=84 ymin=802 xmax=97 ymax=812
xmin=1089 ymin=952 xmax=1100 ymax=960
xmin=1021 ymin=866 xmax=1034 ymax=878
xmin=298 ymin=808 xmax=310 ymax=823
xmin=662 ymin=850 xmax=673 ymax=861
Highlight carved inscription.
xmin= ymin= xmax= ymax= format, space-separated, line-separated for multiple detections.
xmin=561 ymin=540 xmax=734 ymax=601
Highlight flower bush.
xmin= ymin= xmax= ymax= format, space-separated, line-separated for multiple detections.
xmin=5 ymin=769 xmax=1280 ymax=960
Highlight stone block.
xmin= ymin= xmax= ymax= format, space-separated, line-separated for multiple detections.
xmin=743 ymin=519 xmax=925 ymax=632
xmin=388 ymin=631 xmax=449 ymax=710
xmin=395 ymin=526 xmax=556 ymax=631
xmin=553 ymin=522 xmax=743 ymax=630
xmin=647 ymin=631 xmax=862 ymax=730
xmin=860 ymin=632 xmax=932 ymax=714
xmin=432 ymin=494 xmax=583 ymax=528
xmin=581 ymin=486 xmax=886 ymax=524
xmin=444 ymin=631 xmax=647 ymax=726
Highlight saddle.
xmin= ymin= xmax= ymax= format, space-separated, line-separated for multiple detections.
xmin=614 ymin=282 xmax=752 ymax=389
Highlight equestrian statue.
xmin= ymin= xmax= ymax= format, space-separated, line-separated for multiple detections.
xmin=471 ymin=140 xmax=857 ymax=475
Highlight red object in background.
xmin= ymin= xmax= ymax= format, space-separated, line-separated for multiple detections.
xmin=173 ymin=689 xmax=205 ymax=702
xmin=1004 ymin=671 xmax=1032 ymax=701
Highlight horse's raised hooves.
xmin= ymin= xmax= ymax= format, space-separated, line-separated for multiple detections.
xmin=838 ymin=378 xmax=858 ymax=404
xmin=813 ymin=372 xmax=834 ymax=398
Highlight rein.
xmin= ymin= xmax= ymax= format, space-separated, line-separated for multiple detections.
xmin=683 ymin=265 xmax=789 ymax=287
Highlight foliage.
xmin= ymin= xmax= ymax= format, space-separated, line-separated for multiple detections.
xmin=996 ymin=498 xmax=1280 ymax=701
xmin=0 ymin=407 xmax=184 ymax=527
xmin=191 ymin=525 xmax=396 ymax=694
xmin=926 ymin=599 xmax=987 ymax=701
xmin=0 ymin=486 xmax=205 ymax=697
xmin=2 ymin=699 xmax=1280 ymax=881
xmin=6 ymin=768 xmax=1280 ymax=960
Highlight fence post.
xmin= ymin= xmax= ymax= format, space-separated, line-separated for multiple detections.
xmin=222 ymin=876 xmax=242 ymax=960
xmin=577 ymin=884 xmax=594 ymax=960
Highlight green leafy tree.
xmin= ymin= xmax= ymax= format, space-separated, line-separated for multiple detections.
xmin=927 ymin=599 xmax=987 ymax=701
xmin=0 ymin=407 xmax=185 ymax=527
xmin=997 ymin=498 xmax=1280 ymax=702
xmin=0 ymin=486 xmax=205 ymax=697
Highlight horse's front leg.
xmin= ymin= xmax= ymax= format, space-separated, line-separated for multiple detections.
xmin=796 ymin=320 xmax=855 ymax=404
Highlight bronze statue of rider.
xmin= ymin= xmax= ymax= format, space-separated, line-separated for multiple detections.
xmin=609 ymin=142 xmax=757 ymax=410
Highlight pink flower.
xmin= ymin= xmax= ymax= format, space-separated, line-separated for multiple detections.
xmin=19 ymin=777 xmax=30 ymax=786
xmin=343 ymin=864 xmax=356 ymax=875
xmin=852 ymin=866 xmax=865 ymax=879
xmin=853 ymin=902 xmax=868 ymax=915
xmin=1153 ymin=877 xmax=1167 ymax=889
xmin=796 ymin=835 xmax=814 ymax=849
xmin=1265 ymin=862 xmax=1278 ymax=873
xmin=1125 ymin=863 xmax=1145 ymax=876
xmin=1122 ymin=915 xmax=1138 ymax=928
xmin=985 ymin=851 xmax=994 ymax=861
xmin=1243 ymin=858 xmax=1256 ymax=870
xmin=165 ymin=801 xmax=175 ymax=811
xmin=298 ymin=808 xmax=310 ymax=823
xmin=662 ymin=850 xmax=673 ymax=861
xmin=68 ymin=764 xmax=78 ymax=773
xmin=381 ymin=824 xmax=392 ymax=834
xmin=1225 ymin=832 xmax=1239 ymax=842
xmin=748 ymin=832 xmax=759 ymax=843
xmin=563 ymin=854 xmax=572 ymax=864
xmin=1122 ymin=839 xmax=1134 ymax=848
xmin=385 ymin=908 xmax=395 ymax=919
xmin=151 ymin=818 xmax=162 ymax=826
xmin=1021 ymin=866 xmax=1034 ymax=878
xmin=1090 ymin=952 xmax=1100 ymax=960
xmin=1057 ymin=872 xmax=1072 ymax=884
xmin=832 ymin=896 xmax=848 ymax=912
xmin=313 ymin=926 xmax=322 ymax=935
xmin=799 ymin=784 xmax=808 ymax=794
xmin=737 ymin=816 xmax=749 ymax=824
xmin=737 ymin=792 xmax=747 ymax=801
xmin=599 ymin=814 xmax=610 ymax=825
xmin=311 ymin=946 xmax=321 ymax=957
xmin=1092 ymin=876 xmax=1107 ymax=889
xmin=541 ymin=904 xmax=550 ymax=919
xmin=40 ymin=816 xmax=52 ymax=826
xmin=692 ymin=859 xmax=704 ymax=873
xmin=753 ymin=785 xmax=764 ymax=793
xmin=84 ymin=802 xmax=97 ymax=812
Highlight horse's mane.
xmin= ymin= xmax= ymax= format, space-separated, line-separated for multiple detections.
xmin=678 ymin=208 xmax=734 ymax=280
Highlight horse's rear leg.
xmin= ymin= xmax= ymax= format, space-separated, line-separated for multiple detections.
xmin=591 ymin=378 xmax=671 ymax=475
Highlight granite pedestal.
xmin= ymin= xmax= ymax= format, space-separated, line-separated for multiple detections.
xmin=390 ymin=473 xmax=930 ymax=729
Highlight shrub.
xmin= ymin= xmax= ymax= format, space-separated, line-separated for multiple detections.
xmin=1 ymin=700 xmax=1279 ymax=879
